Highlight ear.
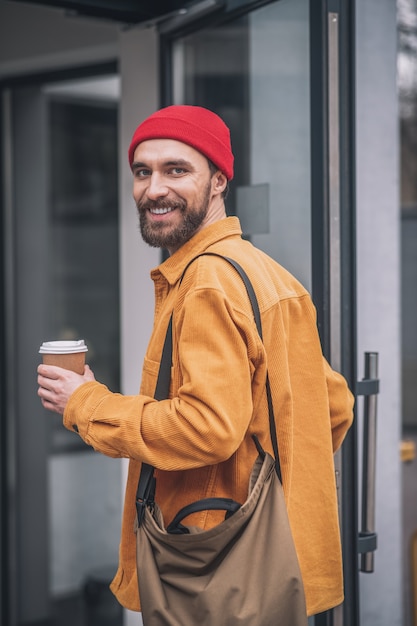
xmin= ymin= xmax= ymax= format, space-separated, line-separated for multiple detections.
xmin=211 ymin=171 xmax=228 ymax=195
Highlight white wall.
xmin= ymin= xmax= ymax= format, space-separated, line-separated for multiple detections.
xmin=119 ymin=27 xmax=160 ymax=397
xmin=356 ymin=1 xmax=403 ymax=624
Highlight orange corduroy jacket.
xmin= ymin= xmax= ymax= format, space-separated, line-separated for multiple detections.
xmin=63 ymin=217 xmax=354 ymax=616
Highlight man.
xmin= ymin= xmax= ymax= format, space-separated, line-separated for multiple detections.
xmin=38 ymin=105 xmax=354 ymax=617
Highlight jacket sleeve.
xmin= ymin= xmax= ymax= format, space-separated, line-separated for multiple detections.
xmin=63 ymin=285 xmax=264 ymax=470
xmin=323 ymin=357 xmax=355 ymax=452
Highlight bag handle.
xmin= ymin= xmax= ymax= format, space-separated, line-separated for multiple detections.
xmin=136 ymin=254 xmax=282 ymax=528
xmin=166 ymin=497 xmax=241 ymax=534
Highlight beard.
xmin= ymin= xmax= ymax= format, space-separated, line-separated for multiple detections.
xmin=136 ymin=181 xmax=212 ymax=251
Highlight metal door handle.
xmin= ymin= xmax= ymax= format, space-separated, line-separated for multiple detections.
xmin=356 ymin=352 xmax=379 ymax=573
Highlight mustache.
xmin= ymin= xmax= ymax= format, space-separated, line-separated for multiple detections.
xmin=136 ymin=198 xmax=186 ymax=212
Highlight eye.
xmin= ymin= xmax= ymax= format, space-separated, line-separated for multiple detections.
xmin=167 ymin=164 xmax=189 ymax=177
xmin=134 ymin=167 xmax=151 ymax=178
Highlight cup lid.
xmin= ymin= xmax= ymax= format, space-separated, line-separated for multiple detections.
xmin=39 ymin=340 xmax=88 ymax=354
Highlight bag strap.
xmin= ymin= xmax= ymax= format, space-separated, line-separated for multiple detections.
xmin=166 ymin=497 xmax=241 ymax=534
xmin=135 ymin=316 xmax=173 ymax=526
xmin=136 ymin=253 xmax=282 ymax=527
xmin=189 ymin=254 xmax=281 ymax=481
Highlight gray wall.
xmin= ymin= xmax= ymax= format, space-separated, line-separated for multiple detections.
xmin=119 ymin=23 xmax=160 ymax=626
xmin=356 ymin=1 xmax=403 ymax=624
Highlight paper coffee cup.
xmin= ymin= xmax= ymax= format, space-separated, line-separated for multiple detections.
xmin=39 ymin=340 xmax=88 ymax=374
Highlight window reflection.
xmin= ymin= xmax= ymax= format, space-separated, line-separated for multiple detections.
xmin=172 ymin=0 xmax=311 ymax=287
xmin=44 ymin=81 xmax=122 ymax=626
xmin=398 ymin=0 xmax=417 ymax=428
xmin=48 ymin=98 xmax=120 ymax=452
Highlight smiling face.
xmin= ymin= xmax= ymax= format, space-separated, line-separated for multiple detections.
xmin=132 ymin=139 xmax=228 ymax=254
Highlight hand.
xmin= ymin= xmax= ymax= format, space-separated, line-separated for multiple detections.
xmin=37 ymin=364 xmax=96 ymax=415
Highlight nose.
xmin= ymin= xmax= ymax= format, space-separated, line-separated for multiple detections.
xmin=146 ymin=172 xmax=169 ymax=200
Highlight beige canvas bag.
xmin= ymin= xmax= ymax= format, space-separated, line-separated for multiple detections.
xmin=135 ymin=255 xmax=308 ymax=626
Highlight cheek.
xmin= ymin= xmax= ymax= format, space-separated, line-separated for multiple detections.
xmin=133 ymin=182 xmax=145 ymax=203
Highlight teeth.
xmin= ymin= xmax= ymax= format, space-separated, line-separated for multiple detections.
xmin=150 ymin=207 xmax=173 ymax=215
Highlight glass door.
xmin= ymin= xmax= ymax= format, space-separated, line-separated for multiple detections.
xmin=163 ymin=0 xmax=357 ymax=623
xmin=170 ymin=0 xmax=312 ymax=289
xmin=2 ymin=72 xmax=123 ymax=626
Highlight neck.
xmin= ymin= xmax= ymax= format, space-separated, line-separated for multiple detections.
xmin=202 ymin=193 xmax=226 ymax=226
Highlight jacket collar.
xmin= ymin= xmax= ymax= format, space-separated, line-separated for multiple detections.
xmin=151 ymin=217 xmax=243 ymax=286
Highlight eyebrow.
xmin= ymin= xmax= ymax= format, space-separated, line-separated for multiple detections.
xmin=132 ymin=158 xmax=193 ymax=171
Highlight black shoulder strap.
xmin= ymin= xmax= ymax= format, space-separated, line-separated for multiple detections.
xmin=135 ymin=316 xmax=173 ymax=526
xmin=181 ymin=253 xmax=263 ymax=338
xmin=188 ymin=253 xmax=281 ymax=481
xmin=136 ymin=253 xmax=282 ymax=526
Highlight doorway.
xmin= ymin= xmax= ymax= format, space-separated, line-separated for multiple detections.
xmin=162 ymin=0 xmax=357 ymax=623
xmin=2 ymin=71 xmax=122 ymax=626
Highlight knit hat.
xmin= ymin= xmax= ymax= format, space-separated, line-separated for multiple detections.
xmin=128 ymin=105 xmax=234 ymax=180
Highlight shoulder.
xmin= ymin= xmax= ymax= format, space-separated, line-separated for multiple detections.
xmin=208 ymin=241 xmax=311 ymax=304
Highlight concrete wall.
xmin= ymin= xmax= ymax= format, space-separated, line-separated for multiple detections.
xmin=355 ymin=1 xmax=403 ymax=624
xmin=118 ymin=23 xmax=160 ymax=626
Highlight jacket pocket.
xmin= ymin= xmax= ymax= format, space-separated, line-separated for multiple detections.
xmin=140 ymin=356 xmax=176 ymax=398
xmin=140 ymin=357 xmax=160 ymax=396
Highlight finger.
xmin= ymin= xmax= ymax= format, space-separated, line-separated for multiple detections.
xmin=83 ymin=365 xmax=96 ymax=381
xmin=38 ymin=385 xmax=55 ymax=401
xmin=37 ymin=373 xmax=58 ymax=390
xmin=37 ymin=374 xmax=48 ymax=387
xmin=40 ymin=397 xmax=63 ymax=415
xmin=37 ymin=364 xmax=64 ymax=378
xmin=38 ymin=385 xmax=64 ymax=413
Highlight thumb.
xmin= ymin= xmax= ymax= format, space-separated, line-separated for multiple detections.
xmin=83 ymin=364 xmax=96 ymax=381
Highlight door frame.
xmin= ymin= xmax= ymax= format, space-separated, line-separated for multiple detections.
xmin=310 ymin=1 xmax=358 ymax=625
xmin=0 ymin=60 xmax=118 ymax=626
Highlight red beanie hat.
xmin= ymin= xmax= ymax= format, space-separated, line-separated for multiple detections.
xmin=128 ymin=105 xmax=234 ymax=180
